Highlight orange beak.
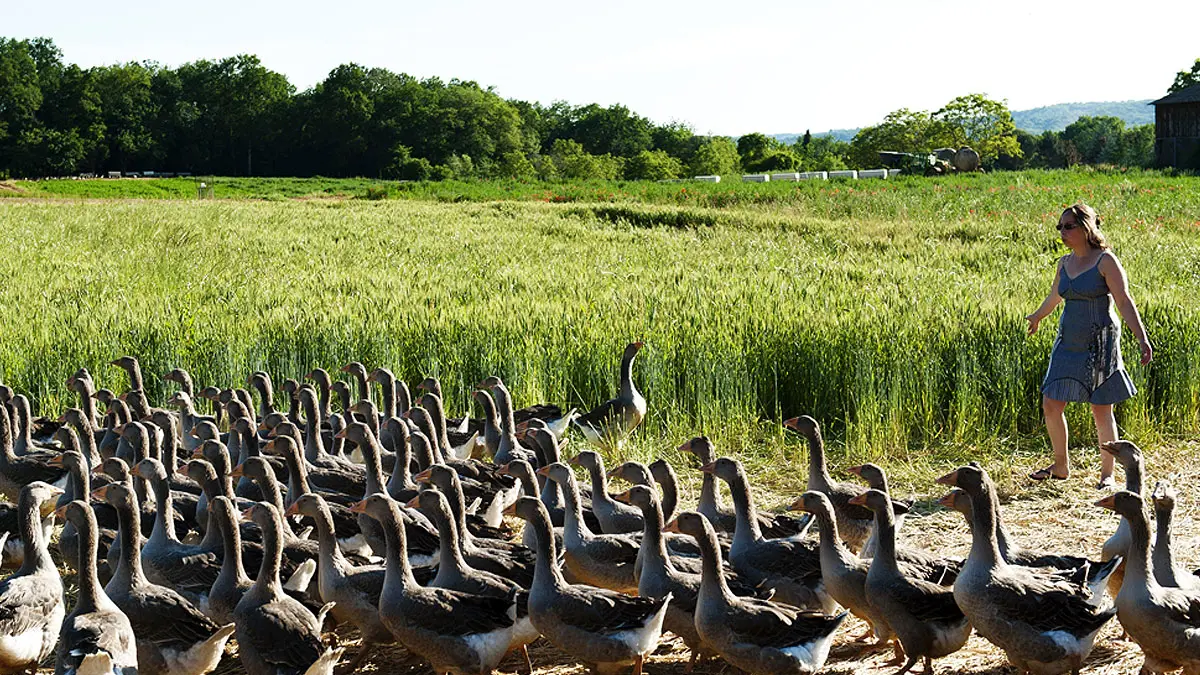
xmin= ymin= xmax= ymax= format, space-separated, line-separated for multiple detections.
xmin=611 ymin=490 xmax=632 ymax=505
xmin=787 ymin=497 xmax=806 ymax=512
xmin=263 ymin=439 xmax=277 ymax=454
xmin=535 ymin=466 xmax=552 ymax=478
xmin=698 ymin=462 xmax=715 ymax=474
xmin=846 ymin=465 xmax=864 ymax=477
xmin=567 ymin=454 xmax=582 ymax=467
xmin=284 ymin=502 xmax=301 ymax=517
xmin=496 ymin=463 xmax=513 ymax=477
xmin=191 ymin=447 xmax=205 ymax=459
xmin=502 ymin=502 xmax=519 ymax=518
xmin=129 ymin=465 xmax=144 ymax=479
xmin=230 ymin=464 xmax=245 ymax=479
xmin=413 ymin=468 xmax=433 ymax=484
xmin=405 ymin=495 xmax=420 ymax=509
xmin=91 ymin=464 xmax=106 ymax=476
xmin=349 ymin=499 xmax=369 ymax=515
xmin=676 ymin=439 xmax=693 ymax=453
xmin=48 ymin=454 xmax=66 ymax=468
xmin=782 ymin=417 xmax=800 ymax=431
xmin=241 ymin=506 xmax=255 ymax=520
xmin=936 ymin=493 xmax=957 ymax=509
xmin=338 ymin=364 xmax=352 ymax=373
xmin=334 ymin=429 xmax=347 ymax=440
xmin=91 ymin=485 xmax=111 ymax=501
xmin=257 ymin=422 xmax=268 ymax=432
xmin=663 ymin=518 xmax=681 ymax=534
xmin=847 ymin=493 xmax=868 ymax=507
xmin=1095 ymin=495 xmax=1117 ymax=510
xmin=934 ymin=470 xmax=959 ymax=487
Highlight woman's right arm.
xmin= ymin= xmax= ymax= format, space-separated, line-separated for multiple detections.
xmin=1025 ymin=258 xmax=1064 ymax=335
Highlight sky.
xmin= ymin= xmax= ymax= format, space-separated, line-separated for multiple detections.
xmin=7 ymin=0 xmax=1198 ymax=136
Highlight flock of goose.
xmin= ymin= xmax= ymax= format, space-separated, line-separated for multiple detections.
xmin=0 ymin=341 xmax=1196 ymax=675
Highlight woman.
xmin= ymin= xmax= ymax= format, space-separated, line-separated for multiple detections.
xmin=1025 ymin=203 xmax=1152 ymax=488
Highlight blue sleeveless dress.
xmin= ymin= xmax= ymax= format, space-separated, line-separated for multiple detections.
xmin=1041 ymin=252 xmax=1137 ymax=404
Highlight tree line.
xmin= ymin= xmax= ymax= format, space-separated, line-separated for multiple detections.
xmin=1 ymin=38 xmax=1188 ymax=180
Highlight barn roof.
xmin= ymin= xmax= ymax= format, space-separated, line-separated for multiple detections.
xmin=1152 ymin=82 xmax=1200 ymax=105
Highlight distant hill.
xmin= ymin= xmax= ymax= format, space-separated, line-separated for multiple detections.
xmin=768 ymin=100 xmax=1155 ymax=146
xmin=1011 ymin=100 xmax=1154 ymax=133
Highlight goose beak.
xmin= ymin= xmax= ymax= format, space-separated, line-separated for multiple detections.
xmin=284 ymin=502 xmax=301 ymax=517
xmin=334 ymin=429 xmax=347 ymax=440
xmin=263 ymin=439 xmax=277 ymax=454
xmin=787 ymin=497 xmax=806 ymax=512
xmin=496 ymin=463 xmax=513 ymax=477
xmin=502 ymin=502 xmax=519 ymax=517
xmin=1099 ymin=442 xmax=1117 ymax=456
xmin=1095 ymin=494 xmax=1118 ymax=510
xmin=698 ymin=462 xmax=715 ymax=474
xmin=632 ymin=341 xmax=644 ymax=350
xmin=934 ymin=470 xmax=959 ymax=486
xmin=191 ymin=448 xmax=205 ymax=459
xmin=535 ymin=466 xmax=551 ymax=478
xmin=56 ymin=413 xmax=68 ymax=423
xmin=847 ymin=493 xmax=868 ymax=507
xmin=229 ymin=464 xmax=245 ymax=479
xmin=936 ymin=493 xmax=957 ymax=509
xmin=676 ymin=439 xmax=692 ymax=453
xmin=846 ymin=465 xmax=864 ymax=477
xmin=605 ymin=466 xmax=622 ymax=479
xmin=567 ymin=454 xmax=582 ymax=467
xmin=662 ymin=518 xmax=681 ymax=534
xmin=257 ymin=421 xmax=268 ymax=432
xmin=91 ymin=464 xmax=106 ymax=476
xmin=54 ymin=504 xmax=69 ymax=520
xmin=189 ymin=428 xmax=201 ymax=438
xmin=241 ymin=506 xmax=255 ymax=520
xmin=781 ymin=417 xmax=801 ymax=432
xmin=91 ymin=485 xmax=111 ymax=501
xmin=348 ymin=499 xmax=368 ymax=515
xmin=413 ymin=468 xmax=433 ymax=484
xmin=338 ymin=364 xmax=352 ymax=373
xmin=47 ymin=454 xmax=66 ymax=468
xmin=405 ymin=495 xmax=420 ymax=509
xmin=611 ymin=490 xmax=632 ymax=505
xmin=129 ymin=465 xmax=144 ymax=479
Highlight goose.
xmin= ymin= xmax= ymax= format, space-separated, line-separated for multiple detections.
xmin=286 ymin=494 xmax=392 ymax=672
xmin=666 ymin=511 xmax=847 ymax=675
xmin=353 ymin=493 xmax=517 ymax=675
xmin=937 ymin=464 xmax=1116 ymax=675
xmin=573 ymin=342 xmax=646 ymax=450
xmin=1099 ymin=439 xmax=1146 ymax=597
xmin=281 ymin=378 xmax=302 ymax=426
xmin=936 ymin=488 xmax=1121 ymax=601
xmin=783 ymin=415 xmax=876 ymax=553
xmin=538 ymin=462 xmax=639 ymax=593
xmin=1148 ymin=481 xmax=1200 ymax=591
xmin=303 ymin=368 xmax=334 ymax=424
xmin=1096 ymin=490 xmax=1200 ymax=675
xmin=0 ymin=482 xmax=65 ymax=674
xmin=163 ymin=367 xmax=195 ymax=398
xmin=367 ymin=368 xmax=400 ymax=420
xmin=704 ymin=456 xmax=831 ymax=611
xmin=852 ymin=489 xmax=971 ymax=675
xmin=408 ymin=489 xmax=539 ymax=672
xmin=95 ymin=481 xmax=235 ymax=675
xmin=234 ymin=502 xmax=343 ymax=675
xmin=508 ymin=495 xmax=670 ymax=675
xmin=55 ymin=499 xmax=138 ymax=675
xmin=110 ymin=356 xmax=144 ymax=393
xmin=131 ymin=458 xmax=220 ymax=598
xmin=339 ymin=362 xmax=371 ymax=404
xmin=50 ymin=444 xmax=116 ymax=575
xmin=66 ymin=368 xmax=104 ymax=433
xmin=571 ymin=450 xmax=643 ymax=534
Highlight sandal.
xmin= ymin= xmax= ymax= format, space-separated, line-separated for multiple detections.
xmin=1096 ymin=475 xmax=1116 ymax=490
xmin=1028 ymin=466 xmax=1068 ymax=481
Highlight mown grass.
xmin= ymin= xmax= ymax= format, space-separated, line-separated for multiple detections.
xmin=1 ymin=170 xmax=1198 ymax=489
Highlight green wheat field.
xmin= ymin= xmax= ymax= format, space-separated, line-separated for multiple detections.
xmin=2 ymin=169 xmax=1198 ymax=491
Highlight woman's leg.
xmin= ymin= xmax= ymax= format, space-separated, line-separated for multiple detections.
xmin=1092 ymin=403 xmax=1117 ymax=483
xmin=1043 ymin=396 xmax=1070 ymax=478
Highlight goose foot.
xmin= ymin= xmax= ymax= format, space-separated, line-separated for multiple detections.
xmin=890 ymin=655 xmax=919 ymax=675
xmin=520 ymin=644 xmax=533 ymax=674
xmin=884 ymin=642 xmax=906 ymax=667
xmin=631 ymin=654 xmax=644 ymax=675
xmin=336 ymin=642 xmax=372 ymax=674
xmin=685 ymin=651 xmax=700 ymax=674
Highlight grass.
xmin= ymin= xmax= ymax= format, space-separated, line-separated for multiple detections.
xmin=1 ymin=169 xmax=1199 ymax=487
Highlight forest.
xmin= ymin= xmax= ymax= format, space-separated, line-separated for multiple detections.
xmin=0 ymin=38 xmax=1191 ymax=180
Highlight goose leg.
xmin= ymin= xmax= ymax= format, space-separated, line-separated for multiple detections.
xmin=922 ymin=655 xmax=933 ymax=675
xmin=884 ymin=642 xmax=906 ymax=667
xmin=890 ymin=655 xmax=919 ymax=675
xmin=632 ymin=654 xmax=644 ymax=675
xmin=685 ymin=650 xmax=700 ymax=674
xmin=520 ymin=644 xmax=533 ymax=674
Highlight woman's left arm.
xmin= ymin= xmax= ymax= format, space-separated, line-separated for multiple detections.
xmin=1100 ymin=253 xmax=1153 ymax=365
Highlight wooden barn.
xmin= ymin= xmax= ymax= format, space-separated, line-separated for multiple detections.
xmin=1152 ymin=82 xmax=1200 ymax=169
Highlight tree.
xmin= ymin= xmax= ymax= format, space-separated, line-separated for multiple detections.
xmin=0 ymin=38 xmax=44 ymax=176
xmin=549 ymin=138 xmax=623 ymax=179
xmin=933 ymin=94 xmax=1022 ymax=162
xmin=797 ymin=134 xmax=849 ymax=171
xmin=736 ymin=132 xmax=777 ymax=163
xmin=689 ymin=136 xmax=740 ymax=176
xmin=1062 ymin=116 xmax=1126 ymax=164
xmin=625 ymin=149 xmax=682 ymax=180
xmin=1168 ymin=58 xmax=1200 ymax=94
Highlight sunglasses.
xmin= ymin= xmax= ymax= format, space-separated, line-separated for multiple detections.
xmin=1056 ymin=221 xmax=1079 ymax=231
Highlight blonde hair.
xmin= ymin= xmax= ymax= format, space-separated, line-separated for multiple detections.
xmin=1062 ymin=202 xmax=1110 ymax=250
